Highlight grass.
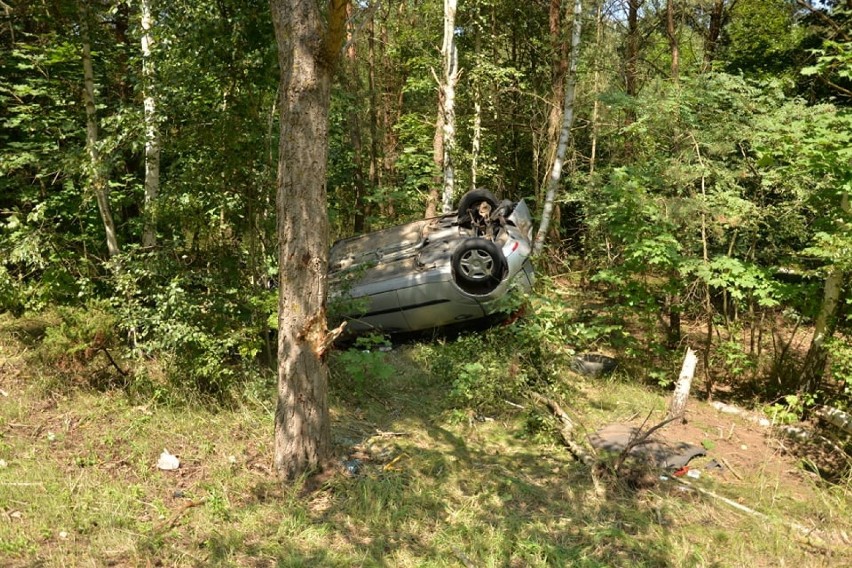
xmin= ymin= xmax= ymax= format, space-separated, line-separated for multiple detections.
xmin=1 ymin=314 xmax=851 ymax=567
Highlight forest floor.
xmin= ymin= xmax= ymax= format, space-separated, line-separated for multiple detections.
xmin=1 ymin=310 xmax=851 ymax=567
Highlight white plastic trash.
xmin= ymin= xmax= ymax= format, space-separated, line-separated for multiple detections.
xmin=157 ymin=449 xmax=180 ymax=471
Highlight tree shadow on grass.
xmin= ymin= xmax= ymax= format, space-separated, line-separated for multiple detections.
xmin=197 ymin=346 xmax=680 ymax=567
xmin=255 ymin=367 xmax=679 ymax=567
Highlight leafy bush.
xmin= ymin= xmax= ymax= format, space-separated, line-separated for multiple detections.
xmin=108 ymin=250 xmax=271 ymax=397
xmin=418 ymin=283 xmax=590 ymax=411
xmin=825 ymin=336 xmax=852 ymax=410
xmin=330 ymin=334 xmax=395 ymax=395
xmin=34 ymin=302 xmax=119 ymax=385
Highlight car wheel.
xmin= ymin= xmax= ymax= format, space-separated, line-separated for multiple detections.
xmin=570 ymin=353 xmax=618 ymax=377
xmin=451 ymin=238 xmax=506 ymax=294
xmin=457 ymin=189 xmax=498 ymax=228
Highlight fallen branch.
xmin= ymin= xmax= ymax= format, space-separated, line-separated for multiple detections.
xmin=530 ymin=391 xmax=595 ymax=466
xmin=154 ymin=498 xmax=207 ymax=533
xmin=718 ymin=456 xmax=743 ymax=481
xmin=98 ymin=347 xmax=129 ymax=376
xmin=530 ymin=391 xmax=575 ymax=429
xmin=669 ymin=476 xmax=830 ymax=549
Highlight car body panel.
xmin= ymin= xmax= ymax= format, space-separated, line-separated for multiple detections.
xmin=328 ymin=193 xmax=535 ymax=334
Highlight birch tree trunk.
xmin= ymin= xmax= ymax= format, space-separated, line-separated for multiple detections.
xmin=270 ymin=0 xmax=346 ymax=481
xmin=471 ymin=12 xmax=482 ymax=191
xmin=140 ymin=0 xmax=160 ymax=248
xmin=440 ymin=0 xmax=459 ymax=214
xmin=801 ymin=191 xmax=850 ymax=394
xmin=80 ymin=2 xmax=120 ymax=257
xmin=544 ymin=0 xmax=568 ymax=188
xmin=533 ymin=0 xmax=582 ymax=256
xmin=589 ymin=4 xmax=603 ymax=175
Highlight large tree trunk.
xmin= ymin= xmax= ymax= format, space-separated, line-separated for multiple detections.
xmin=440 ymin=0 xmax=459 ymax=214
xmin=533 ymin=0 xmax=583 ymax=256
xmin=140 ymin=0 xmax=160 ymax=248
xmin=80 ymin=2 xmax=120 ymax=258
xmin=269 ymin=0 xmax=346 ymax=481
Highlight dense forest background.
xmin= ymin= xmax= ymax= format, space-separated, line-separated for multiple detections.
xmin=1 ymin=0 xmax=850 ymax=414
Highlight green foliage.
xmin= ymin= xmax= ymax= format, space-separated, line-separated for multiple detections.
xmin=763 ymin=394 xmax=810 ymax=424
xmin=420 ymin=282 xmax=595 ymax=410
xmin=108 ymin=250 xmax=270 ymax=397
xmin=714 ymin=336 xmax=757 ymax=380
xmin=721 ymin=0 xmax=804 ymax=77
xmin=682 ymin=256 xmax=780 ymax=308
xmin=421 ymin=331 xmax=531 ymax=411
xmin=0 ymin=0 xmax=849 ymax=413
xmin=33 ymin=302 xmax=118 ymax=384
xmin=331 ymin=335 xmax=395 ymax=394
xmin=825 ymin=337 xmax=852 ymax=407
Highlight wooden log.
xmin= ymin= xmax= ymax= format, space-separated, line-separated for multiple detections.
xmin=816 ymin=405 xmax=852 ymax=436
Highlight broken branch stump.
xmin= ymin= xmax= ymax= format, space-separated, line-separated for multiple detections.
xmin=668 ymin=347 xmax=697 ymax=421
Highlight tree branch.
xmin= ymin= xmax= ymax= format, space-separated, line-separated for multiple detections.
xmin=98 ymin=347 xmax=129 ymax=377
xmin=324 ymin=0 xmax=349 ymax=69
xmin=530 ymin=391 xmax=596 ymax=466
xmin=795 ymin=0 xmax=850 ymax=41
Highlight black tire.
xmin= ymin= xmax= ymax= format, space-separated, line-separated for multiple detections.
xmin=451 ymin=238 xmax=506 ymax=294
xmin=457 ymin=189 xmax=498 ymax=228
xmin=570 ymin=353 xmax=618 ymax=377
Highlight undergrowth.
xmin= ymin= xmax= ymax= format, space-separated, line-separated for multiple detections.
xmin=1 ymin=275 xmax=851 ymax=566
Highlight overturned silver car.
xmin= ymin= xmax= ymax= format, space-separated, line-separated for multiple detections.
xmin=328 ymin=189 xmax=535 ymax=334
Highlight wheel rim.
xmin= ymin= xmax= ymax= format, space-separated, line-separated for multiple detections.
xmin=459 ymin=249 xmax=494 ymax=280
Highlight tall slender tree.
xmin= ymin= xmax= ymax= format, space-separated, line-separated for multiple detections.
xmin=440 ymin=0 xmax=459 ymax=213
xmin=269 ymin=0 xmax=347 ymax=481
xmin=140 ymin=0 xmax=160 ymax=248
xmin=80 ymin=1 xmax=120 ymax=257
xmin=533 ymin=0 xmax=583 ymax=255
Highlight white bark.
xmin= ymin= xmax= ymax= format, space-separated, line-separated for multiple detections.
xmin=141 ymin=0 xmax=160 ymax=248
xmin=589 ymin=4 xmax=602 ymax=175
xmin=533 ymin=0 xmax=582 ymax=255
xmin=471 ymin=88 xmax=481 ymax=190
xmin=81 ymin=4 xmax=120 ymax=257
xmin=801 ymin=191 xmax=850 ymax=391
xmin=440 ymin=0 xmax=459 ymax=214
xmin=668 ymin=347 xmax=697 ymax=419
xmin=815 ymin=406 xmax=852 ymax=436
